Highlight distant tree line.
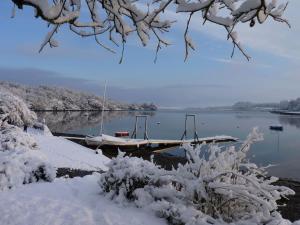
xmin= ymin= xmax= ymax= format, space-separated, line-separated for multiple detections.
xmin=232 ymin=102 xmax=279 ymax=110
xmin=279 ymin=98 xmax=300 ymax=111
xmin=0 ymin=82 xmax=157 ymax=111
xmin=233 ymin=98 xmax=300 ymax=112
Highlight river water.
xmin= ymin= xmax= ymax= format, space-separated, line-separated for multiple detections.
xmin=37 ymin=110 xmax=300 ymax=181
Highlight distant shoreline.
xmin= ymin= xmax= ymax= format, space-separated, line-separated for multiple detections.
xmin=0 ymin=81 xmax=158 ymax=112
xmin=32 ymin=109 xmax=157 ymax=112
xmin=270 ymin=110 xmax=300 ymax=115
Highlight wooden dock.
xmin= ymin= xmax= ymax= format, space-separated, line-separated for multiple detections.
xmin=53 ymin=132 xmax=238 ymax=152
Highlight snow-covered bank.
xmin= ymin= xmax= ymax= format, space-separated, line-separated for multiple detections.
xmin=0 ymin=81 xmax=157 ymax=111
xmin=0 ymin=174 xmax=167 ymax=225
xmin=31 ymin=131 xmax=109 ymax=171
xmin=0 ymin=90 xmax=110 ymax=193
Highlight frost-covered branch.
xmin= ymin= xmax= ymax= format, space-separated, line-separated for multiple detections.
xmin=99 ymin=128 xmax=295 ymax=224
xmin=10 ymin=0 xmax=289 ymax=61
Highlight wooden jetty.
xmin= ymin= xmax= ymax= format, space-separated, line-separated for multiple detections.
xmin=53 ymin=114 xmax=238 ymax=152
xmin=53 ymin=132 xmax=238 ymax=152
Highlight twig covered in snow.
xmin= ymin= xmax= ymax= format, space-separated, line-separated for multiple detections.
xmin=99 ymin=128 xmax=295 ymax=225
xmin=9 ymin=0 xmax=289 ymax=61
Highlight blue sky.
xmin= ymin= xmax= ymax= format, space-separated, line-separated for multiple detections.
xmin=0 ymin=0 xmax=300 ymax=107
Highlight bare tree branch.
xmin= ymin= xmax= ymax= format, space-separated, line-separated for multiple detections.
xmin=9 ymin=0 xmax=290 ymax=61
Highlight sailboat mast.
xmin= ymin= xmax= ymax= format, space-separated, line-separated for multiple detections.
xmin=100 ymin=81 xmax=107 ymax=136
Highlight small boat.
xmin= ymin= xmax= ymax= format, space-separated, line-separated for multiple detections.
xmin=85 ymin=134 xmax=148 ymax=147
xmin=115 ymin=131 xmax=129 ymax=137
xmin=269 ymin=125 xmax=283 ymax=131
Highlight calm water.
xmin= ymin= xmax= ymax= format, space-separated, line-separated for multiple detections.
xmin=37 ymin=110 xmax=300 ymax=181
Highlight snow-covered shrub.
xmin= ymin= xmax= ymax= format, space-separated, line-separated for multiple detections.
xmin=0 ymin=90 xmax=37 ymax=127
xmin=0 ymin=123 xmax=37 ymax=151
xmin=99 ymin=128 xmax=295 ymax=225
xmin=99 ymin=152 xmax=168 ymax=202
xmin=0 ymin=122 xmax=56 ymax=191
xmin=0 ymin=150 xmax=56 ymax=191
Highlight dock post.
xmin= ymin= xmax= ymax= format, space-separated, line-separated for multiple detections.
xmin=144 ymin=116 xmax=149 ymax=140
xmin=181 ymin=115 xmax=188 ymax=140
xmin=132 ymin=116 xmax=138 ymax=139
xmin=193 ymin=115 xmax=200 ymax=143
xmin=131 ymin=115 xmax=149 ymax=140
xmin=181 ymin=114 xmax=199 ymax=143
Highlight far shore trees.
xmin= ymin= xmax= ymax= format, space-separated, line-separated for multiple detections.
xmin=9 ymin=0 xmax=290 ymax=62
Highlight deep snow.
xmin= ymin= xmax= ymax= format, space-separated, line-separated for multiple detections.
xmin=29 ymin=128 xmax=110 ymax=171
xmin=0 ymin=174 xmax=167 ymax=225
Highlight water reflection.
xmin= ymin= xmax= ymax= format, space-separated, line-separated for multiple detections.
xmin=270 ymin=131 xmax=281 ymax=152
xmin=36 ymin=110 xmax=300 ymax=181
xmin=36 ymin=111 xmax=156 ymax=133
xmin=279 ymin=116 xmax=300 ymax=129
xmin=234 ymin=113 xmax=255 ymax=119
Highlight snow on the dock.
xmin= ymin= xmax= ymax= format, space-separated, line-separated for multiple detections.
xmin=0 ymin=174 xmax=167 ymax=225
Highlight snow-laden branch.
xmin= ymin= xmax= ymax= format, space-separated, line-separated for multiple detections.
xmin=99 ymin=128 xmax=295 ymax=224
xmin=11 ymin=0 xmax=290 ymax=61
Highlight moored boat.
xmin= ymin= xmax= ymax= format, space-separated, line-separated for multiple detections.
xmin=269 ymin=125 xmax=283 ymax=131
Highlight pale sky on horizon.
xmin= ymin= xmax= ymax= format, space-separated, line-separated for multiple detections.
xmin=0 ymin=0 xmax=300 ymax=107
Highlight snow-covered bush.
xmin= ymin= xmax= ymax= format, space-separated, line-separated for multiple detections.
xmin=0 ymin=123 xmax=37 ymax=151
xmin=0 ymin=150 xmax=56 ymax=191
xmin=99 ymin=128 xmax=295 ymax=225
xmin=99 ymin=152 xmax=168 ymax=202
xmin=0 ymin=121 xmax=55 ymax=191
xmin=0 ymin=90 xmax=37 ymax=127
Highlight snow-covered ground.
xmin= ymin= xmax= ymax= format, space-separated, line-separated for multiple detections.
xmin=0 ymin=174 xmax=167 ymax=225
xmin=0 ymin=90 xmax=299 ymax=225
xmin=1 ymin=125 xmax=165 ymax=225
xmin=30 ymin=129 xmax=109 ymax=171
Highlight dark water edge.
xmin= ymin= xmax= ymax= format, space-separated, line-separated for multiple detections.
xmin=56 ymin=168 xmax=99 ymax=178
xmin=275 ymin=179 xmax=300 ymax=222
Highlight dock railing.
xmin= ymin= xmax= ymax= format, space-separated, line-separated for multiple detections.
xmin=181 ymin=114 xmax=200 ymax=143
xmin=131 ymin=115 xmax=149 ymax=140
